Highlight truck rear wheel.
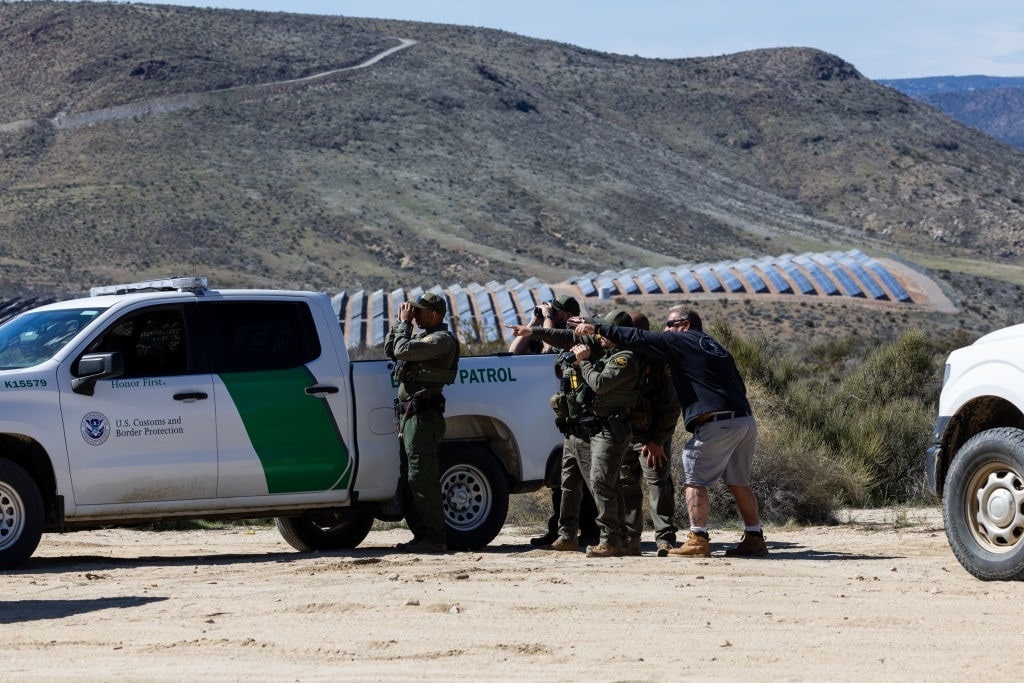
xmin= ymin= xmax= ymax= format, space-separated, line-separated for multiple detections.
xmin=943 ymin=427 xmax=1024 ymax=580
xmin=440 ymin=444 xmax=509 ymax=551
xmin=275 ymin=508 xmax=375 ymax=552
xmin=0 ymin=458 xmax=44 ymax=570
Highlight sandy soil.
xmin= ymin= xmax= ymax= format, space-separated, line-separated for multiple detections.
xmin=3 ymin=507 xmax=1022 ymax=682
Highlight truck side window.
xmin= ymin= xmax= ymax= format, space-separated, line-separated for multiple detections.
xmin=207 ymin=301 xmax=321 ymax=373
xmin=88 ymin=308 xmax=188 ymax=378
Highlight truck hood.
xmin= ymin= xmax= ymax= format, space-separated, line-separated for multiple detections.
xmin=972 ymin=323 xmax=1024 ymax=346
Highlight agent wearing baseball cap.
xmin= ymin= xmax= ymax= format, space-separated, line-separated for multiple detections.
xmin=385 ymin=291 xmax=460 ymax=553
xmin=507 ymin=309 xmax=641 ymax=558
xmin=509 ymin=294 xmax=581 ymax=356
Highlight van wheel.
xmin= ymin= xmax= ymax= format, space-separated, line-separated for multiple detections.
xmin=0 ymin=458 xmax=44 ymax=570
xmin=440 ymin=444 xmax=509 ymax=551
xmin=275 ymin=508 xmax=375 ymax=552
xmin=944 ymin=427 xmax=1024 ymax=580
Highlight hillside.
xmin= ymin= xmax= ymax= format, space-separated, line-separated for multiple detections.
xmin=879 ymin=76 xmax=1024 ymax=149
xmin=1 ymin=1 xmax=1024 ymax=340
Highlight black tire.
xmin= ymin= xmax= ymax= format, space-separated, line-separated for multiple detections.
xmin=0 ymin=458 xmax=45 ymax=570
xmin=275 ymin=507 xmax=375 ymax=552
xmin=439 ymin=443 xmax=509 ymax=551
xmin=943 ymin=427 xmax=1024 ymax=581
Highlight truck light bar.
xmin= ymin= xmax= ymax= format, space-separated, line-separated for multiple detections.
xmin=89 ymin=277 xmax=209 ymax=297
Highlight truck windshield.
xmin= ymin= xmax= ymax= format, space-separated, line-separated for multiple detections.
xmin=0 ymin=308 xmax=105 ymax=369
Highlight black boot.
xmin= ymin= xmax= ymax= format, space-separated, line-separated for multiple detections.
xmin=530 ymin=488 xmax=561 ymax=547
xmin=530 ymin=513 xmax=559 ymax=547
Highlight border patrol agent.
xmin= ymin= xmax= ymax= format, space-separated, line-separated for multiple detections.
xmin=509 ymin=293 xmax=600 ymax=548
xmin=384 ymin=292 xmax=460 ymax=553
xmin=620 ymin=311 xmax=681 ymax=557
xmin=508 ymin=309 xmax=641 ymax=558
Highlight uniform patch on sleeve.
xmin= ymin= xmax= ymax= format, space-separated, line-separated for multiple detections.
xmin=612 ymin=355 xmax=628 ymax=367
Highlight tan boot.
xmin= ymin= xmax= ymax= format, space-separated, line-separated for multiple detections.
xmin=667 ymin=531 xmax=710 ymax=557
xmin=585 ymin=542 xmax=623 ymax=558
xmin=547 ymin=536 xmax=579 ymax=552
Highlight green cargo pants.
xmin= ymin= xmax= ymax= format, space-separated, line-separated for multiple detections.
xmin=619 ymin=440 xmax=678 ymax=545
xmin=400 ymin=408 xmax=447 ymax=544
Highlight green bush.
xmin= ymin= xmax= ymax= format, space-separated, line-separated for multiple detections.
xmin=674 ymin=325 xmax=947 ymax=527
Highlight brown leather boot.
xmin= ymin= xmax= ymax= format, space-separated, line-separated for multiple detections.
xmin=724 ymin=531 xmax=768 ymax=557
xmin=585 ymin=542 xmax=624 ymax=558
xmin=667 ymin=531 xmax=710 ymax=557
xmin=547 ymin=536 xmax=580 ymax=551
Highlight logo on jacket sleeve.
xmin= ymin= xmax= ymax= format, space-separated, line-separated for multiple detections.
xmin=81 ymin=412 xmax=110 ymax=446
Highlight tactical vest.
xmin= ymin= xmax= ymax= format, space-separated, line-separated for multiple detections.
xmin=393 ymin=330 xmax=460 ymax=399
xmin=549 ymin=352 xmax=596 ymax=427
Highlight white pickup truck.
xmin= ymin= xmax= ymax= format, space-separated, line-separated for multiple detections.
xmin=927 ymin=323 xmax=1024 ymax=580
xmin=0 ymin=277 xmax=562 ymax=568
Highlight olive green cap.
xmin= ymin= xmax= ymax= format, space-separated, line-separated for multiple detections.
xmin=599 ymin=309 xmax=632 ymax=327
xmin=410 ymin=292 xmax=447 ymax=315
xmin=551 ymin=294 xmax=580 ymax=315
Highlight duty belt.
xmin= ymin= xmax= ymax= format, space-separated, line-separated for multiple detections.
xmin=395 ymin=394 xmax=447 ymax=419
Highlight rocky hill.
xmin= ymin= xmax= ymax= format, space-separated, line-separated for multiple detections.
xmin=1 ymin=1 xmax=1024 ymax=336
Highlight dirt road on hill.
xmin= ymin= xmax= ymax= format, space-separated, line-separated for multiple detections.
xmin=2 ymin=507 xmax=1019 ymax=682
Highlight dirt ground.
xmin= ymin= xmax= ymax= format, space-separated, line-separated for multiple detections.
xmin=3 ymin=506 xmax=1023 ymax=682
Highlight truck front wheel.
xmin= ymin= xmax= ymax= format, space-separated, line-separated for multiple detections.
xmin=440 ymin=445 xmax=509 ymax=551
xmin=0 ymin=458 xmax=44 ymax=570
xmin=275 ymin=508 xmax=375 ymax=552
xmin=944 ymin=427 xmax=1024 ymax=580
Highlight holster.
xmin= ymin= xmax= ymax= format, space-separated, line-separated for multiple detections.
xmin=572 ymin=414 xmax=605 ymax=442
xmin=606 ymin=412 xmax=629 ymax=444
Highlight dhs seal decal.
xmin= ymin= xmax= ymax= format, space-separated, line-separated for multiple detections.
xmin=81 ymin=412 xmax=110 ymax=446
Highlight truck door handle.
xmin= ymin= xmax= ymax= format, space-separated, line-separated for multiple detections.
xmin=173 ymin=392 xmax=209 ymax=402
xmin=305 ymin=385 xmax=339 ymax=395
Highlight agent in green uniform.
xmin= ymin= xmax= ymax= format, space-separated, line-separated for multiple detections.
xmin=507 ymin=309 xmax=640 ymax=558
xmin=620 ymin=311 xmax=681 ymax=556
xmin=384 ymin=292 xmax=460 ymax=553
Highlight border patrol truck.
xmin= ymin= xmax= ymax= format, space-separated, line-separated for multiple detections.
xmin=0 ymin=278 xmax=562 ymax=568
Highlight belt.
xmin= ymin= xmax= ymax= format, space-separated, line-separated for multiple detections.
xmin=693 ymin=409 xmax=752 ymax=427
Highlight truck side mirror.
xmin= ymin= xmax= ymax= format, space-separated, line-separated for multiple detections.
xmin=72 ymin=352 xmax=125 ymax=396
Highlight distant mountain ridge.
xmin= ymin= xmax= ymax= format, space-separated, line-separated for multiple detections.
xmin=879 ymin=76 xmax=1024 ymax=149
xmin=1 ymin=1 xmax=1024 ymax=308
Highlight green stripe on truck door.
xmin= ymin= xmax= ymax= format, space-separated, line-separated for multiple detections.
xmin=219 ymin=366 xmax=351 ymax=494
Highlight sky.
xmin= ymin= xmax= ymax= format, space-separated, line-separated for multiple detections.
xmin=95 ymin=1 xmax=1024 ymax=79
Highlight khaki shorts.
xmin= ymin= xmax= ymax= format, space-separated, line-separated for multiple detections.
xmin=682 ymin=415 xmax=757 ymax=487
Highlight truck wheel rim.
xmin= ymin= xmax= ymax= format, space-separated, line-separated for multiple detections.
xmin=441 ymin=463 xmax=493 ymax=532
xmin=0 ymin=481 xmax=26 ymax=552
xmin=967 ymin=461 xmax=1024 ymax=553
